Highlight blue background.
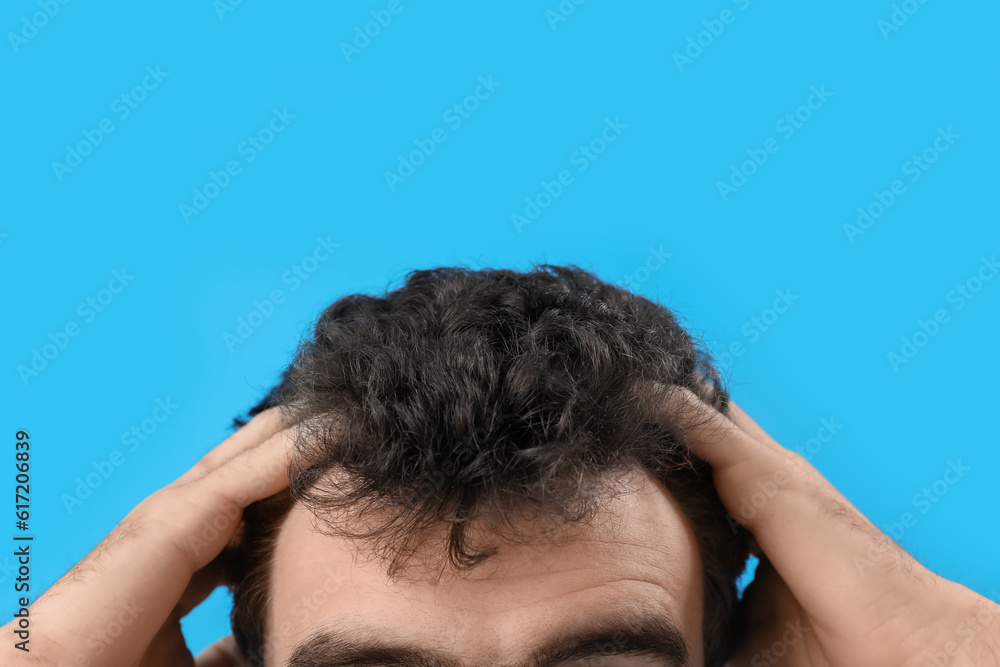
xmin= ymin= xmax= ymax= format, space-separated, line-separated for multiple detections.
xmin=2 ymin=0 xmax=998 ymax=655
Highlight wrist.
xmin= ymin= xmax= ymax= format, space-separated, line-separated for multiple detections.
xmin=909 ymin=581 xmax=1000 ymax=667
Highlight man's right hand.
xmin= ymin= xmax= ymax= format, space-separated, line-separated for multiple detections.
xmin=2 ymin=409 xmax=295 ymax=667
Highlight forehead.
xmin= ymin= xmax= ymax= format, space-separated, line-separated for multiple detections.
xmin=265 ymin=469 xmax=704 ymax=665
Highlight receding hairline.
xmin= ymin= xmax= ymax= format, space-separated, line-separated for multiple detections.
xmin=285 ymin=601 xmax=691 ymax=667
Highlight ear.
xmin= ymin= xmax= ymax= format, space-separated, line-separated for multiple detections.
xmin=194 ymin=634 xmax=249 ymax=666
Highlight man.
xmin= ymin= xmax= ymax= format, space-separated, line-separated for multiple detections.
xmin=8 ymin=265 xmax=998 ymax=666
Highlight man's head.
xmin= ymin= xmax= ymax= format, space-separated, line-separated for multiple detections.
xmin=226 ymin=265 xmax=751 ymax=666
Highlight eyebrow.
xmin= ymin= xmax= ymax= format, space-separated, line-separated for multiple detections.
xmin=286 ymin=606 xmax=690 ymax=667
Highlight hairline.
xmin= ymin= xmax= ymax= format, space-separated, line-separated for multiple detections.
xmin=250 ymin=465 xmax=708 ymax=664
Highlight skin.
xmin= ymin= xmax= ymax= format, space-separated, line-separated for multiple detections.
xmin=264 ymin=469 xmax=705 ymax=665
xmin=3 ymin=395 xmax=998 ymax=666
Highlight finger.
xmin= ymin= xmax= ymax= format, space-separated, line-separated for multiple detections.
xmin=195 ymin=424 xmax=297 ymax=514
xmin=158 ymin=427 xmax=298 ymax=572
xmin=663 ymin=387 xmax=774 ymax=468
xmin=663 ymin=388 xmax=833 ymax=519
xmin=726 ymin=398 xmax=773 ymax=447
xmin=195 ymin=635 xmax=247 ymax=667
xmin=660 ymin=388 xmax=932 ymax=618
xmin=28 ymin=427 xmax=297 ymax=667
xmin=171 ymin=407 xmax=284 ymax=488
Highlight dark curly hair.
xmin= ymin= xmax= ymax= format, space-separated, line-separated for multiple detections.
xmin=225 ymin=264 xmax=751 ymax=666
